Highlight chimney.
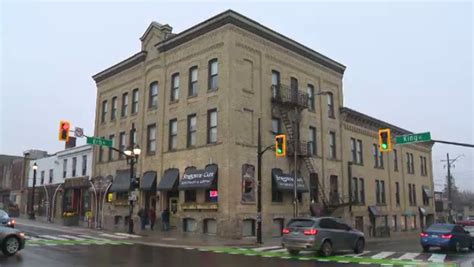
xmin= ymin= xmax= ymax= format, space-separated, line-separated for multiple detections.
xmin=65 ymin=137 xmax=76 ymax=149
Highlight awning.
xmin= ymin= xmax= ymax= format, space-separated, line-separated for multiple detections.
xmin=422 ymin=186 xmax=432 ymax=198
xmin=402 ymin=210 xmax=417 ymax=216
xmin=419 ymin=207 xmax=427 ymax=216
xmin=63 ymin=177 xmax=90 ymax=189
xmin=140 ymin=171 xmax=157 ymax=191
xmin=109 ymin=170 xmax=130 ymax=193
xmin=178 ymin=164 xmax=218 ymax=190
xmin=368 ymin=206 xmax=384 ymax=217
xmin=157 ymin=168 xmax=179 ymax=191
xmin=271 ymin=169 xmax=308 ymax=193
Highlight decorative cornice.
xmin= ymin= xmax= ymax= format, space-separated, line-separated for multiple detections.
xmin=92 ymin=51 xmax=147 ymax=83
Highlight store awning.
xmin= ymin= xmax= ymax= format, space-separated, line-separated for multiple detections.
xmin=63 ymin=177 xmax=90 ymax=189
xmin=368 ymin=206 xmax=384 ymax=217
xmin=157 ymin=168 xmax=179 ymax=191
xmin=271 ymin=169 xmax=308 ymax=193
xmin=419 ymin=207 xmax=427 ymax=216
xmin=178 ymin=164 xmax=218 ymax=190
xmin=140 ymin=171 xmax=157 ymax=191
xmin=422 ymin=186 xmax=432 ymax=198
xmin=109 ymin=170 xmax=130 ymax=193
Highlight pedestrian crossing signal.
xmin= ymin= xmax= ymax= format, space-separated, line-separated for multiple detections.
xmin=379 ymin=128 xmax=392 ymax=152
xmin=59 ymin=121 xmax=71 ymax=142
xmin=275 ymin=134 xmax=286 ymax=157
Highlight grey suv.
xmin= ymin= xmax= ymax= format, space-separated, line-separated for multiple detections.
xmin=281 ymin=217 xmax=365 ymax=256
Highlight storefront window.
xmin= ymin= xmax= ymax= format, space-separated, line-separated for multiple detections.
xmin=82 ymin=190 xmax=90 ymax=217
xmin=241 ymin=164 xmax=255 ymax=202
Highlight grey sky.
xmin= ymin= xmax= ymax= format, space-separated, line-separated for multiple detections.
xmin=1 ymin=1 xmax=472 ymax=191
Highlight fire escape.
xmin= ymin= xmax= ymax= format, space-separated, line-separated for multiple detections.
xmin=271 ymin=84 xmax=349 ymax=215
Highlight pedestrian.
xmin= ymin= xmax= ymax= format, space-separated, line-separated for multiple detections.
xmin=149 ymin=208 xmax=156 ymax=231
xmin=138 ymin=208 xmax=147 ymax=231
xmin=161 ymin=208 xmax=170 ymax=231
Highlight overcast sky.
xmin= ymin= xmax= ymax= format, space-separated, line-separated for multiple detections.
xmin=1 ymin=1 xmax=472 ymax=191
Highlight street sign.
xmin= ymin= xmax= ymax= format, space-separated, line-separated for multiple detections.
xmin=86 ymin=136 xmax=113 ymax=147
xmin=395 ymin=132 xmax=431 ymax=145
xmin=74 ymin=127 xmax=84 ymax=138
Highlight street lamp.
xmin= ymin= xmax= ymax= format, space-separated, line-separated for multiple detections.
xmin=125 ymin=144 xmax=141 ymax=234
xmin=29 ymin=163 xmax=38 ymax=220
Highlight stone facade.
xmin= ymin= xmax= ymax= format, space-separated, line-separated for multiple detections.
xmin=92 ymin=10 xmax=435 ymax=239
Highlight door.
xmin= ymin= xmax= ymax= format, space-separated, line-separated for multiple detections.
xmin=337 ymin=220 xmax=356 ymax=250
xmin=330 ymin=175 xmax=339 ymax=204
xmin=168 ymin=197 xmax=179 ymax=228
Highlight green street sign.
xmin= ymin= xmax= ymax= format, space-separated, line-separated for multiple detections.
xmin=395 ymin=132 xmax=431 ymax=145
xmin=87 ymin=136 xmax=113 ymax=147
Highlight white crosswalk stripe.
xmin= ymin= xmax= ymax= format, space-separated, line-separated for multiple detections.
xmin=113 ymin=233 xmax=141 ymax=238
xmin=371 ymin=251 xmax=395 ymax=259
xmin=77 ymin=235 xmax=111 ymax=241
xmin=427 ymin=253 xmax=446 ymax=263
xmin=270 ymin=248 xmax=288 ymax=253
xmin=99 ymin=233 xmax=128 ymax=239
xmin=253 ymin=246 xmax=281 ymax=252
xmin=397 ymin=253 xmax=420 ymax=260
xmin=58 ymin=235 xmax=87 ymax=241
xmin=38 ymin=235 xmax=69 ymax=241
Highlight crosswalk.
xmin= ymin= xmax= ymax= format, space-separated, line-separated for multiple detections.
xmin=25 ymin=232 xmax=141 ymax=247
xmin=197 ymin=246 xmax=458 ymax=266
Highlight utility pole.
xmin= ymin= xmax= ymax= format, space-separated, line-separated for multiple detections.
xmin=257 ymin=118 xmax=262 ymax=244
xmin=441 ymin=153 xmax=463 ymax=223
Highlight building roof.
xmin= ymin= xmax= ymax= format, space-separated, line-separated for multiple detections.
xmin=92 ymin=9 xmax=345 ymax=83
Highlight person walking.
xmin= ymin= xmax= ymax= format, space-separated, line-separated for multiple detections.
xmin=149 ymin=208 xmax=156 ymax=231
xmin=138 ymin=208 xmax=147 ymax=231
xmin=161 ymin=208 xmax=170 ymax=231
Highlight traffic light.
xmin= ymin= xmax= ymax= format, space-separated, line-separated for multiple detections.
xmin=275 ymin=134 xmax=287 ymax=157
xmin=59 ymin=121 xmax=71 ymax=142
xmin=378 ymin=128 xmax=392 ymax=152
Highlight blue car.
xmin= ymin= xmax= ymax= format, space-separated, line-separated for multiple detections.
xmin=420 ymin=223 xmax=473 ymax=252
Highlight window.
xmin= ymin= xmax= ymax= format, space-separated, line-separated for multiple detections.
xmin=101 ymin=100 xmax=108 ymax=123
xmin=271 ymin=70 xmax=280 ymax=98
xmin=82 ymin=155 xmax=87 ymax=176
xmin=49 ymin=169 xmax=53 ymax=184
xmin=357 ymin=140 xmax=363 ymax=165
xmin=189 ymin=66 xmax=198 ymax=96
xmin=395 ymin=182 xmax=400 ymax=205
xmin=171 ymin=73 xmax=180 ymax=102
xmin=205 ymin=188 xmax=218 ymax=203
xmin=374 ymin=144 xmax=383 ymax=168
xmin=185 ymin=190 xmax=196 ymax=202
xmin=72 ymin=157 xmax=77 ymax=177
xmin=423 ymin=187 xmax=429 ymax=206
xmin=111 ymin=97 xmax=117 ymax=120
xmin=359 ymin=178 xmax=365 ymax=204
xmin=351 ymin=138 xmax=357 ymax=163
xmin=63 ymin=159 xmax=67 ymax=178
xmin=379 ymin=148 xmax=384 ymax=168
xmin=351 ymin=177 xmax=358 ymax=203
xmin=207 ymin=109 xmax=217 ymax=143
xmin=394 ymin=149 xmax=398 ymax=172
xmin=40 ymin=171 xmax=45 ymax=185
xmin=411 ymin=154 xmax=415 ymax=174
xmin=329 ymin=131 xmax=336 ymax=159
xmin=407 ymin=153 xmax=415 ymax=174
xmin=208 ymin=59 xmax=218 ymax=90
xmin=307 ymin=84 xmax=315 ymax=111
xmin=408 ymin=183 xmax=413 ymax=206
xmin=131 ymin=88 xmax=139 ymax=114
xmin=149 ymin=82 xmax=158 ymax=108
xmin=310 ymin=173 xmax=319 ymax=203
xmin=147 ymin=124 xmax=156 ymax=153
xmin=272 ymin=117 xmax=281 ymax=138
xmin=98 ymin=144 xmax=104 ymax=163
xmin=169 ymin=119 xmax=178 ymax=150
xmin=327 ymin=92 xmax=335 ymax=118
xmin=290 ymin=77 xmax=298 ymax=90
xmin=108 ymin=134 xmax=115 ymax=161
xmin=119 ymin=132 xmax=126 ymax=159
xmin=272 ymin=189 xmax=283 ymax=202
xmin=121 ymin=92 xmax=128 ymax=117
xmin=412 ymin=184 xmax=417 ymax=205
xmin=309 ymin=127 xmax=316 ymax=156
xmin=131 ymin=129 xmax=137 ymax=146
xmin=420 ymin=156 xmax=428 ymax=176
xmin=381 ymin=180 xmax=386 ymax=204
xmin=375 ymin=180 xmax=380 ymax=204
xmin=187 ymin=114 xmax=197 ymax=147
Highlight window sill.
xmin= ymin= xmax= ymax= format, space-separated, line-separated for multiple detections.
xmin=169 ymin=100 xmax=179 ymax=105
xmin=148 ymin=106 xmax=158 ymax=111
xmin=146 ymin=152 xmax=156 ymax=157
xmin=131 ymin=112 xmax=138 ymax=116
xmin=208 ymin=88 xmax=218 ymax=93
xmin=187 ymin=94 xmax=198 ymax=99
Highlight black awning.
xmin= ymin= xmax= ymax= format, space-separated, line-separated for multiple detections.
xmin=157 ymin=168 xmax=179 ymax=191
xmin=368 ymin=206 xmax=384 ymax=217
xmin=140 ymin=171 xmax=157 ymax=191
xmin=178 ymin=164 xmax=218 ymax=190
xmin=109 ymin=170 xmax=130 ymax=193
xmin=422 ymin=186 xmax=432 ymax=198
xmin=271 ymin=169 xmax=308 ymax=193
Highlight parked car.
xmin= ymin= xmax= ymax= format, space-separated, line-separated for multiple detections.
xmin=0 ymin=209 xmax=15 ymax=228
xmin=467 ymin=216 xmax=474 ymax=221
xmin=420 ymin=223 xmax=472 ymax=252
xmin=0 ymin=226 xmax=25 ymax=256
xmin=457 ymin=220 xmax=474 ymax=250
xmin=281 ymin=217 xmax=365 ymax=257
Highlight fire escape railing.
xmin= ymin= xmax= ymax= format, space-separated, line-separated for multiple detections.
xmin=271 ymin=84 xmax=309 ymax=109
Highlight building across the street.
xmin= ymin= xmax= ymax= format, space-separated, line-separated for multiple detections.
xmin=92 ymin=10 xmax=435 ymax=238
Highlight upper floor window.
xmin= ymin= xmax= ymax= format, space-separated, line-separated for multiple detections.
xmin=350 ymin=138 xmax=357 ymax=163
xmin=40 ymin=171 xmax=45 ymax=185
xmin=187 ymin=114 xmax=197 ymax=148
xmin=119 ymin=132 xmax=126 ymax=159
xmin=72 ymin=157 xmax=77 ymax=177
xmin=420 ymin=156 xmax=428 ymax=176
xmin=208 ymin=59 xmax=218 ymax=91
xmin=395 ymin=182 xmax=400 ymax=205
xmin=309 ymin=126 xmax=317 ymax=156
xmin=207 ymin=109 xmax=218 ymax=144
xmin=121 ymin=92 xmax=128 ymax=117
xmin=406 ymin=153 xmax=414 ymax=174
xmin=147 ymin=124 xmax=156 ymax=154
xmin=108 ymin=134 xmax=115 ymax=161
xmin=111 ymin=97 xmax=117 ymax=120
xmin=149 ymin=82 xmax=158 ymax=108
xmin=189 ymin=66 xmax=198 ymax=97
xmin=271 ymin=117 xmax=281 ymax=138
xmin=63 ymin=159 xmax=67 ymax=178
xmin=357 ymin=140 xmax=363 ymax=165
xmin=307 ymin=84 xmax=315 ymax=111
xmin=132 ymin=88 xmax=139 ymax=114
xmin=271 ymin=70 xmax=280 ymax=98
xmin=329 ymin=131 xmax=336 ymax=159
xmin=131 ymin=129 xmax=137 ymax=146
xmin=171 ymin=73 xmax=180 ymax=102
xmin=373 ymin=144 xmax=383 ymax=168
xmin=375 ymin=180 xmax=385 ymax=204
xmin=290 ymin=77 xmax=298 ymax=91
xmin=327 ymin=92 xmax=335 ymax=118
xmin=359 ymin=178 xmax=365 ymax=204
xmin=82 ymin=155 xmax=87 ymax=176
xmin=49 ymin=169 xmax=53 ymax=184
xmin=393 ymin=149 xmax=399 ymax=172
xmin=169 ymin=119 xmax=178 ymax=150
xmin=101 ymin=100 xmax=108 ymax=123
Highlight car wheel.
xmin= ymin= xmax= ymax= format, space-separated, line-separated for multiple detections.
xmin=288 ymin=249 xmax=300 ymax=256
xmin=319 ymin=240 xmax=333 ymax=257
xmin=354 ymin=238 xmax=365 ymax=254
xmin=422 ymin=246 xmax=430 ymax=252
xmin=452 ymin=241 xmax=461 ymax=252
xmin=2 ymin=236 xmax=20 ymax=256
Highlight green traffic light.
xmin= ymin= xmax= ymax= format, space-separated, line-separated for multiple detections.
xmin=381 ymin=143 xmax=388 ymax=149
xmin=277 ymin=148 xmax=283 ymax=154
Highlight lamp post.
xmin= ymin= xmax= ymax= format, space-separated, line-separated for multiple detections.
xmin=29 ymin=163 xmax=38 ymax=220
xmin=124 ymin=144 xmax=141 ymax=234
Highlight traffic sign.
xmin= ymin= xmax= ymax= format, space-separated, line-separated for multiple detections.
xmin=86 ymin=136 xmax=113 ymax=147
xmin=74 ymin=127 xmax=84 ymax=138
xmin=395 ymin=132 xmax=431 ymax=145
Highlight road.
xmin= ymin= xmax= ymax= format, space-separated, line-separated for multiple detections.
xmin=0 ymin=222 xmax=472 ymax=267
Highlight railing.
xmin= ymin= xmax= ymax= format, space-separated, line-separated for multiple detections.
xmin=271 ymin=84 xmax=309 ymax=108
xmin=286 ymin=140 xmax=316 ymax=157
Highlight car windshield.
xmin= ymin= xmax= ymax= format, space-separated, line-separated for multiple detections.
xmin=427 ymin=224 xmax=453 ymax=232
xmin=287 ymin=219 xmax=315 ymax=228
xmin=0 ymin=210 xmax=8 ymax=219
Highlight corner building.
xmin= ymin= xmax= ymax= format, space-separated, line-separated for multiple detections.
xmin=92 ymin=10 xmax=434 ymax=238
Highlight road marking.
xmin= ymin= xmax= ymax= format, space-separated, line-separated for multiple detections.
xmin=381 ymin=264 xmax=393 ymax=267
xmin=281 ymin=256 xmax=291 ymax=259
xmin=100 ymin=233 xmax=128 ymax=239
xmin=397 ymin=253 xmax=420 ymax=260
xmin=427 ymin=253 xmax=446 ymax=263
xmin=58 ymin=235 xmax=87 ymax=241
xmin=38 ymin=235 xmax=69 ymax=241
xmin=352 ymin=251 xmax=372 ymax=257
xmin=253 ymin=246 xmax=281 ymax=252
xmin=299 ymin=257 xmax=311 ymax=260
xmin=78 ymin=235 xmax=110 ymax=241
xmin=317 ymin=259 xmax=329 ymax=262
xmin=337 ymin=261 xmax=350 ymax=263
xmin=359 ymin=262 xmax=371 ymax=265
xmin=271 ymin=248 xmax=288 ymax=253
xmin=113 ymin=232 xmax=141 ymax=238
xmin=371 ymin=251 xmax=396 ymax=259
